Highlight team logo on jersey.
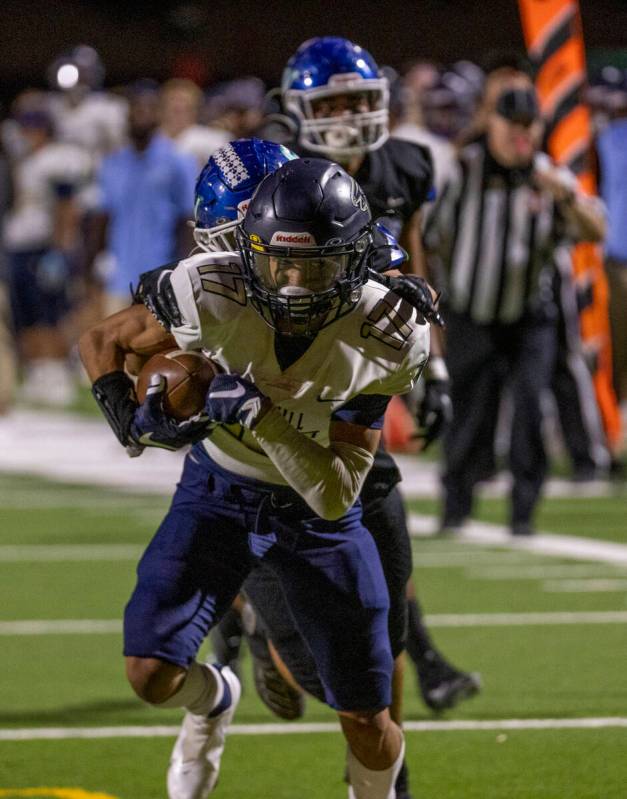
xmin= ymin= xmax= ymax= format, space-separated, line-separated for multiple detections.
xmin=350 ymin=180 xmax=369 ymax=212
xmin=270 ymin=231 xmax=317 ymax=247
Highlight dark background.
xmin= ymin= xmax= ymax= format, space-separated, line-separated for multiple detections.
xmin=0 ymin=0 xmax=624 ymax=99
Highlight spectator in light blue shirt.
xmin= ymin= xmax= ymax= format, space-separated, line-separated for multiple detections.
xmin=598 ymin=112 xmax=627 ymax=404
xmin=91 ymin=80 xmax=197 ymax=313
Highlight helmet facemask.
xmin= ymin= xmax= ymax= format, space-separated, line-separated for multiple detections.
xmin=193 ymin=198 xmax=250 ymax=253
xmin=237 ymin=229 xmax=372 ymax=337
xmin=284 ymin=76 xmax=390 ymax=159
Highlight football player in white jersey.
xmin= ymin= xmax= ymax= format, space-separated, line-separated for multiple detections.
xmin=79 ymin=156 xmax=429 ymax=799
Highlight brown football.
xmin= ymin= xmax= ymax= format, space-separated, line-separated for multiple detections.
xmin=136 ymin=349 xmax=220 ymax=421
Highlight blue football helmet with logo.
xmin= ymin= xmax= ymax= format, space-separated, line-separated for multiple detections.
xmin=193 ymin=138 xmax=298 ymax=252
xmin=237 ymin=157 xmax=373 ymax=337
xmin=281 ymin=37 xmax=389 ymax=159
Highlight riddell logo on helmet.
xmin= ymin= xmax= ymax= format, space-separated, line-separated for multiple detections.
xmin=237 ymin=199 xmax=250 ymax=214
xmin=270 ymin=231 xmax=317 ymax=246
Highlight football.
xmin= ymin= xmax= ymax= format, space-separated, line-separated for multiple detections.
xmin=136 ymin=349 xmax=220 ymax=421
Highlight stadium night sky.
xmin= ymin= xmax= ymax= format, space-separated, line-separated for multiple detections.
xmin=0 ymin=0 xmax=623 ymax=100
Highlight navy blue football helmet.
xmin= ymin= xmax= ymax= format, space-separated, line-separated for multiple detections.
xmin=281 ymin=37 xmax=389 ymax=159
xmin=193 ymin=138 xmax=297 ymax=252
xmin=237 ymin=157 xmax=373 ymax=337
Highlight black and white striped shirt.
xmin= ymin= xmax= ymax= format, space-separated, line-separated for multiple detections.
xmin=426 ymin=139 xmax=578 ymax=325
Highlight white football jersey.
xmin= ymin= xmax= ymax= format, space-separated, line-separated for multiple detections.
xmin=3 ymin=142 xmax=92 ymax=251
xmin=170 ymin=251 xmax=430 ymax=484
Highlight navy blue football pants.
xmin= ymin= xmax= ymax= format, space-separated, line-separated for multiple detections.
xmin=124 ymin=444 xmax=393 ymax=712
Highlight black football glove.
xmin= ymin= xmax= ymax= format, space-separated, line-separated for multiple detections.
xmin=369 ymin=270 xmax=445 ymax=328
xmin=415 ymin=379 xmax=453 ymax=450
xmin=133 ymin=265 xmax=183 ymax=331
xmin=91 ymin=371 xmax=140 ymax=452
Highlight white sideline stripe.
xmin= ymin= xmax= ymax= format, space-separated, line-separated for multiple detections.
xmin=1 ymin=717 xmax=627 ymax=741
xmin=408 ymin=514 xmax=627 ymax=566
xmin=2 ymin=611 xmax=627 ymax=636
xmin=543 ymin=579 xmax=627 ymax=593
xmin=0 ymin=545 xmax=143 ymax=562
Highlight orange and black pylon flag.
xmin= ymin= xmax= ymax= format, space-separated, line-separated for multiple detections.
xmin=519 ymin=0 xmax=622 ymax=451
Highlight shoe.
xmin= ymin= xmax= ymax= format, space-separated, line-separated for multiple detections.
xmin=437 ymin=516 xmax=466 ymax=536
xmin=511 ymin=522 xmax=534 ymax=536
xmin=417 ymin=650 xmax=482 ymax=712
xmin=244 ymin=610 xmax=306 ymax=721
xmin=167 ymin=665 xmax=241 ymax=799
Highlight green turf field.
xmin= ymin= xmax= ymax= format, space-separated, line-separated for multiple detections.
xmin=1 ymin=472 xmax=626 ymax=798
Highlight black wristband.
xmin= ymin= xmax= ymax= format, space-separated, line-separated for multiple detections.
xmin=92 ymin=370 xmax=138 ymax=447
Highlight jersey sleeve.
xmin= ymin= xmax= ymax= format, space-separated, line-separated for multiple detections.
xmin=168 ymin=257 xmax=217 ymax=350
xmin=167 ymin=253 xmax=246 ymax=350
xmin=331 ymin=393 xmax=391 ymax=429
xmin=371 ymin=320 xmax=430 ymax=397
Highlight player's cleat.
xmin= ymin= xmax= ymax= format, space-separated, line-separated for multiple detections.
xmin=167 ymin=665 xmax=241 ymax=799
xmin=244 ymin=619 xmax=306 ymax=721
xmin=417 ymin=650 xmax=482 ymax=712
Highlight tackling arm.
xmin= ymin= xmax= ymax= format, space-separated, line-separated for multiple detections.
xmin=79 ymin=304 xmax=175 ymax=382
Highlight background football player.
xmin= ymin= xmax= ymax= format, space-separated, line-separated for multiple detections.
xmin=79 ymin=156 xmax=430 ymax=799
xmin=257 ymin=34 xmax=480 ymax=729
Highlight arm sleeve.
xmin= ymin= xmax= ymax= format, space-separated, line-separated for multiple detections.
xmin=253 ymin=407 xmax=375 ymax=521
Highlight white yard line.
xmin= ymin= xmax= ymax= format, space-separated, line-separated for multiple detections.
xmin=542 ymin=579 xmax=627 ymax=593
xmin=0 ymin=545 xmax=144 ymax=562
xmin=467 ymin=564 xmax=627 ymax=580
xmin=1 ymin=717 xmax=626 ymax=741
xmin=0 ymin=620 xmax=122 ymax=635
xmin=2 ymin=611 xmax=627 ymax=636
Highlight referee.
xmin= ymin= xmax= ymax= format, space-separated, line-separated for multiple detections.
xmin=426 ymin=64 xmax=606 ymax=535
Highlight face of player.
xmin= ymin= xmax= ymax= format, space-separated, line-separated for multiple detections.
xmin=251 ymin=253 xmax=350 ymax=336
xmin=310 ymin=91 xmax=374 ymax=119
xmin=255 ymin=254 xmax=348 ymax=294
xmin=487 ymin=112 xmax=544 ymax=168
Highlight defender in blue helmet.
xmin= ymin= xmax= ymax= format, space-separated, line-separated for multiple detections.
xmin=193 ymin=137 xmax=298 ymax=252
xmin=282 ymin=36 xmax=390 ymax=158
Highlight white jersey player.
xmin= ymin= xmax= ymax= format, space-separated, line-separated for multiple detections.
xmin=79 ymin=157 xmax=429 ymax=799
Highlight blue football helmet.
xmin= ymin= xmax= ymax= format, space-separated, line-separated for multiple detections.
xmin=237 ymin=157 xmax=373 ymax=337
xmin=193 ymin=138 xmax=298 ymax=252
xmin=281 ymin=37 xmax=389 ymax=159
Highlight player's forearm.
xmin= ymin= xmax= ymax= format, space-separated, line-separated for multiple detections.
xmin=253 ymin=407 xmax=374 ymax=521
xmin=79 ymin=324 xmax=127 ymax=382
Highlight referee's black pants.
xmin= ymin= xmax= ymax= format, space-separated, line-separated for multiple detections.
xmin=442 ymin=310 xmax=558 ymax=529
